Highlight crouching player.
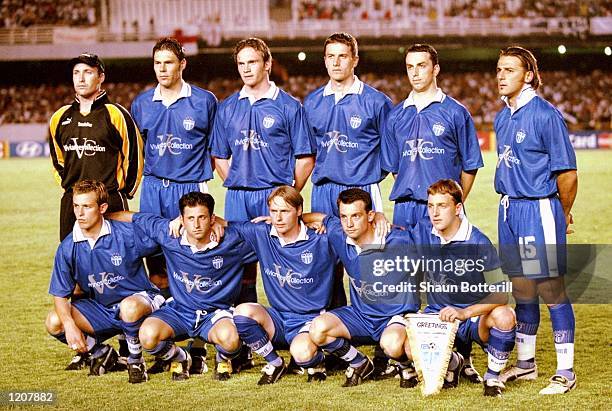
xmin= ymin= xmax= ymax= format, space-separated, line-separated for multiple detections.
xmin=304 ymin=188 xmax=419 ymax=387
xmin=109 ymin=192 xmax=255 ymax=381
xmin=217 ymin=186 xmax=337 ymax=385
xmin=45 ymin=180 xmax=163 ymax=384
xmin=414 ymin=179 xmax=516 ymax=396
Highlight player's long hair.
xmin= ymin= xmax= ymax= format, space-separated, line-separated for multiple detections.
xmin=427 ymin=179 xmax=463 ymax=205
xmin=267 ymin=186 xmax=303 ymax=214
xmin=499 ymin=46 xmax=541 ymax=90
xmin=179 ymin=192 xmax=215 ymax=216
xmin=153 ymin=37 xmax=185 ymax=61
xmin=324 ymin=32 xmax=358 ymax=58
xmin=73 ymin=180 xmax=108 ymax=206
xmin=337 ymin=188 xmax=372 ymax=212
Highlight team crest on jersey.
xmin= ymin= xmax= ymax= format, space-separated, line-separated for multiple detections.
xmin=301 ymin=250 xmax=313 ymax=265
xmin=110 ymin=253 xmax=123 ymax=267
xmin=212 ymin=256 xmax=224 ymax=269
xmin=515 ymin=129 xmax=527 ymax=143
xmin=263 ymin=115 xmax=275 ymax=129
xmin=183 ymin=117 xmax=195 ymax=131
xmin=432 ymin=122 xmax=445 ymax=136
xmin=350 ymin=115 xmax=362 ymax=129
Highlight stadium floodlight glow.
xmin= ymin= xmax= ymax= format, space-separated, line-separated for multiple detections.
xmin=605 ymin=46 xmax=612 ymax=56
xmin=558 ymin=45 xmax=567 ymax=54
xmin=298 ymin=52 xmax=306 ymax=61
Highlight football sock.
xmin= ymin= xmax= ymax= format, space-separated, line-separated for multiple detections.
xmin=295 ymin=351 xmax=325 ymax=368
xmin=549 ymin=303 xmax=575 ymax=379
xmin=515 ymin=302 xmax=539 ymax=369
xmin=320 ymin=338 xmax=366 ymax=367
xmin=484 ymin=327 xmax=515 ymax=380
xmin=121 ymin=319 xmax=145 ymax=362
xmin=215 ymin=344 xmax=241 ymax=362
xmin=234 ymin=315 xmax=281 ymax=365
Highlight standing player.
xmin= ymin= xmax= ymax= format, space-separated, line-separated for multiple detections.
xmin=494 ymin=46 xmax=578 ymax=394
xmin=382 ymin=43 xmax=483 ymax=229
xmin=227 ymin=186 xmax=337 ymax=385
xmin=109 ymin=192 xmax=255 ymax=381
xmin=131 ymin=37 xmax=217 ymax=372
xmin=305 ymin=189 xmax=420 ymax=387
xmin=49 ymin=53 xmax=143 ymax=242
xmin=210 ymin=38 xmax=315 ymax=307
xmin=303 ymin=32 xmax=392 ymax=216
xmin=45 ymin=180 xmax=162 ymax=384
xmin=411 ymin=179 xmax=516 ymax=396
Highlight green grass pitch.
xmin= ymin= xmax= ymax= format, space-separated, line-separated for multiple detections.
xmin=0 ymin=151 xmax=610 ymax=410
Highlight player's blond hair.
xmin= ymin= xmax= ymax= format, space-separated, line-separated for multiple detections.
xmin=73 ymin=180 xmax=108 ymax=206
xmin=267 ymin=186 xmax=303 ymax=212
xmin=427 ymin=179 xmax=463 ymax=205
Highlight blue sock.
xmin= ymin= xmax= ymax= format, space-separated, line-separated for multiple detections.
xmin=294 ymin=350 xmax=325 ymax=368
xmin=321 ymin=338 xmax=366 ymax=367
xmin=215 ymin=344 xmax=241 ymax=361
xmin=121 ymin=319 xmax=145 ymax=362
xmin=51 ymin=331 xmax=67 ymax=345
xmin=484 ymin=327 xmax=515 ymax=380
xmin=147 ymin=340 xmax=185 ymax=362
xmin=515 ymin=303 xmax=539 ymax=368
xmin=234 ymin=315 xmax=281 ymax=365
xmin=549 ymin=303 xmax=575 ymax=379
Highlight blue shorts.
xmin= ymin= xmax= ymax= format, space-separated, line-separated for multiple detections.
xmin=140 ymin=175 xmax=209 ymax=219
xmin=150 ymin=299 xmax=233 ymax=342
xmin=73 ymin=291 xmax=163 ymax=341
xmin=498 ymin=196 xmax=567 ymax=278
xmin=267 ymin=307 xmax=319 ymax=348
xmin=456 ymin=316 xmax=484 ymax=347
xmin=311 ymin=182 xmax=383 ymax=217
xmin=225 ymin=188 xmax=274 ymax=222
xmin=329 ymin=306 xmax=407 ymax=343
xmin=392 ymin=199 xmax=429 ymax=229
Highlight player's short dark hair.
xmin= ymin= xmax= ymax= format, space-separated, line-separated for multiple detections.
xmin=233 ymin=37 xmax=272 ymax=64
xmin=179 ymin=192 xmax=215 ymax=216
xmin=153 ymin=37 xmax=185 ymax=61
xmin=337 ymin=188 xmax=372 ymax=213
xmin=405 ymin=44 xmax=438 ymax=67
xmin=73 ymin=180 xmax=108 ymax=206
xmin=499 ymin=46 xmax=541 ymax=90
xmin=427 ymin=179 xmax=463 ymax=206
xmin=267 ymin=185 xmax=303 ymax=211
xmin=324 ymin=32 xmax=358 ymax=58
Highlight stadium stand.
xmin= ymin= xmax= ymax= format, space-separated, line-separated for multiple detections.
xmin=1 ymin=70 xmax=609 ymax=130
xmin=0 ymin=0 xmax=97 ymax=28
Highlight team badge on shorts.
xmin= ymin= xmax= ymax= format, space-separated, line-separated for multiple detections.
xmin=110 ymin=253 xmax=123 ymax=267
xmin=263 ymin=115 xmax=275 ymax=129
xmin=515 ymin=129 xmax=526 ymax=143
xmin=350 ymin=115 xmax=362 ymax=129
xmin=212 ymin=256 xmax=224 ymax=269
xmin=183 ymin=117 xmax=195 ymax=131
xmin=432 ymin=122 xmax=445 ymax=137
xmin=301 ymin=250 xmax=313 ymax=265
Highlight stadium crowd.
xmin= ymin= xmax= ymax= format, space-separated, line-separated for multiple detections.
xmin=297 ymin=0 xmax=612 ymax=20
xmin=1 ymin=69 xmax=609 ymax=130
xmin=0 ymin=0 xmax=97 ymax=28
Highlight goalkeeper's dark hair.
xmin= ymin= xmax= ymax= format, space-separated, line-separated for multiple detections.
xmin=179 ymin=192 xmax=215 ymax=216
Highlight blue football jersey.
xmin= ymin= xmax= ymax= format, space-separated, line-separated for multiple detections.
xmin=131 ymin=83 xmax=217 ymax=182
xmin=49 ymin=220 xmax=159 ymax=307
xmin=412 ymin=218 xmax=501 ymax=311
xmin=231 ymin=221 xmax=336 ymax=314
xmin=132 ymin=213 xmax=255 ymax=310
xmin=323 ymin=216 xmax=419 ymax=317
xmin=382 ymin=92 xmax=483 ymax=201
xmin=210 ymin=84 xmax=316 ymax=189
xmin=304 ymin=79 xmax=393 ymax=185
xmin=494 ymin=94 xmax=577 ymax=198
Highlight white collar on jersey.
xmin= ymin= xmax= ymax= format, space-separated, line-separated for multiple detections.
xmin=345 ymin=230 xmax=386 ymax=255
xmin=403 ymin=87 xmax=446 ymax=111
xmin=180 ymin=231 xmax=219 ymax=254
xmin=73 ymin=218 xmax=111 ymax=249
xmin=431 ymin=215 xmax=473 ymax=245
xmin=501 ymin=85 xmax=536 ymax=115
xmin=323 ymin=75 xmax=364 ymax=103
xmin=152 ymin=80 xmax=192 ymax=103
xmin=269 ymin=221 xmax=309 ymax=247
xmin=239 ymin=81 xmax=279 ymax=104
